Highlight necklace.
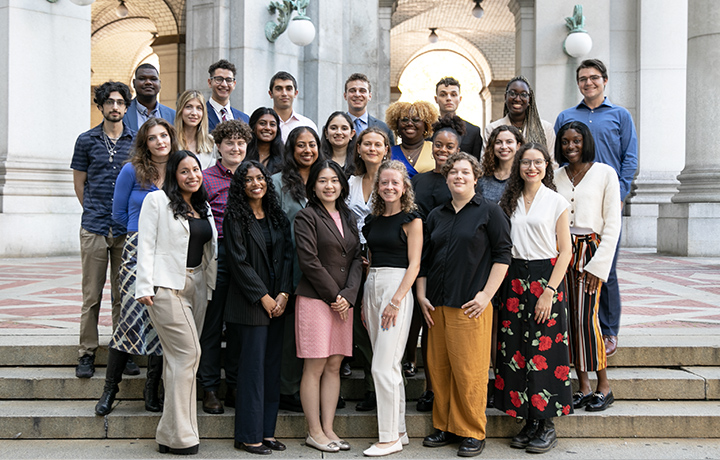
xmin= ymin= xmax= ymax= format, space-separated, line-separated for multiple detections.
xmin=402 ymin=144 xmax=423 ymax=165
xmin=568 ymin=163 xmax=590 ymax=186
xmin=102 ymin=131 xmax=118 ymax=163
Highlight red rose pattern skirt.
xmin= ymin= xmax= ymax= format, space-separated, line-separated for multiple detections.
xmin=493 ymin=258 xmax=574 ymax=420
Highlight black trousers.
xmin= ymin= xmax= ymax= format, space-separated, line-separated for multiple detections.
xmin=228 ymin=317 xmax=285 ymax=443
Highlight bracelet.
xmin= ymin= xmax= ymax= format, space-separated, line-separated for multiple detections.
xmin=545 ymin=285 xmax=557 ymax=294
xmin=388 ymin=301 xmax=400 ymax=310
xmin=279 ymin=292 xmax=289 ymax=300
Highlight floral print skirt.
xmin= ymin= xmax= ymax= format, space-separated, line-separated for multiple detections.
xmin=493 ymin=258 xmax=573 ymax=420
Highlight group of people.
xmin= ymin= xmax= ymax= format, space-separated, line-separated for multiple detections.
xmin=70 ymin=56 xmax=636 ymax=456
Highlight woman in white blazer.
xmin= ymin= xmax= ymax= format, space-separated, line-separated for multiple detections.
xmin=136 ymin=150 xmax=217 ymax=455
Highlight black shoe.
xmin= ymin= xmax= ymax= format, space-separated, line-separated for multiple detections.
xmin=225 ymin=387 xmax=236 ymax=408
xmin=417 ymin=390 xmax=434 ymax=412
xmin=340 ymin=362 xmax=352 ymax=378
xmin=458 ymin=437 xmax=485 ymax=457
xmin=355 ymin=391 xmax=376 ymax=411
xmin=144 ymin=355 xmax=163 ymax=412
xmin=76 ymin=354 xmax=95 ymax=379
xmin=95 ymin=386 xmax=119 ymax=416
xmin=585 ymin=391 xmax=614 ymax=412
xmin=337 ymin=395 xmax=346 ymax=409
xmin=510 ymin=419 xmax=540 ymax=449
xmin=526 ymin=419 xmax=557 ymax=453
xmin=403 ymin=362 xmax=416 ymax=377
xmin=572 ymin=391 xmax=593 ymax=409
xmin=234 ymin=441 xmax=271 ymax=455
xmin=423 ymin=430 xmax=460 ymax=447
xmin=262 ymin=439 xmax=287 ymax=451
xmin=123 ymin=357 xmax=141 ymax=376
xmin=159 ymin=444 xmax=199 ymax=455
xmin=279 ymin=392 xmax=303 ymax=412
xmin=202 ymin=390 xmax=224 ymax=414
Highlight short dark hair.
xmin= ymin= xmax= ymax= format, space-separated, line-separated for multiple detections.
xmin=269 ymin=71 xmax=297 ymax=92
xmin=555 ymin=121 xmax=596 ymax=164
xmin=94 ymin=81 xmax=132 ymax=107
xmin=134 ymin=63 xmax=158 ymax=78
xmin=576 ymin=59 xmax=608 ymax=81
xmin=208 ymin=59 xmax=236 ymax=77
xmin=345 ymin=73 xmax=372 ymax=93
xmin=211 ymin=119 xmax=253 ymax=146
xmin=441 ymin=152 xmax=481 ymax=180
xmin=435 ymin=77 xmax=461 ymax=92
xmin=163 ymin=150 xmax=209 ymax=220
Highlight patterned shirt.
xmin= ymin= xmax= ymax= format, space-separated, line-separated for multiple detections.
xmin=70 ymin=123 xmax=135 ymax=236
xmin=203 ymin=160 xmax=234 ymax=240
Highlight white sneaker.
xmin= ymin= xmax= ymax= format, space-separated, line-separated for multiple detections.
xmin=363 ymin=439 xmax=403 ymax=457
xmin=400 ymin=433 xmax=409 ymax=445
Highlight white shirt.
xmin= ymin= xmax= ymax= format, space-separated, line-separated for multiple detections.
xmin=279 ymin=111 xmax=319 ymax=142
xmin=347 ymin=175 xmax=373 ymax=244
xmin=208 ymin=98 xmax=233 ymax=122
xmin=510 ymin=185 xmax=569 ymax=260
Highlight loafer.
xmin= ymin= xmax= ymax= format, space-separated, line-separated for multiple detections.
xmin=159 ymin=444 xmax=199 ymax=455
xmin=572 ymin=391 xmax=593 ymax=409
xmin=604 ymin=335 xmax=618 ymax=357
xmin=202 ymin=390 xmax=224 ymax=414
xmin=123 ymin=357 xmax=141 ymax=376
xmin=225 ymin=388 xmax=236 ymax=409
xmin=417 ymin=390 xmax=434 ymax=412
xmin=305 ymin=434 xmax=340 ymax=452
xmin=458 ymin=437 xmax=485 ymax=457
xmin=403 ymin=362 xmax=416 ymax=377
xmin=356 ymin=391 xmax=377 ymax=411
xmin=340 ymin=361 xmax=352 ymax=378
xmin=423 ymin=430 xmax=460 ymax=447
xmin=363 ymin=438 xmax=402 ymax=457
xmin=586 ymin=391 xmax=614 ymax=412
xmin=262 ymin=438 xmax=286 ymax=451
xmin=234 ymin=441 xmax=271 ymax=455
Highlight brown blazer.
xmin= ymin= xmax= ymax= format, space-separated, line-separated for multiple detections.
xmin=294 ymin=204 xmax=363 ymax=306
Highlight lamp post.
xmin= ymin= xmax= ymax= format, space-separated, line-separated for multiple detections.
xmin=563 ymin=5 xmax=593 ymax=58
xmin=266 ymin=0 xmax=316 ymax=46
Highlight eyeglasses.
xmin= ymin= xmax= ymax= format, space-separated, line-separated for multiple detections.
xmin=400 ymin=117 xmax=422 ymax=124
xmin=578 ymin=75 xmax=603 ymax=84
xmin=520 ymin=159 xmax=547 ymax=168
xmin=211 ymin=76 xmax=236 ymax=84
xmin=103 ymin=99 xmax=126 ymax=107
xmin=506 ymin=90 xmax=530 ymax=100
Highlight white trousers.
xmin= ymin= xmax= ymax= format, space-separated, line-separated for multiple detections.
xmin=363 ymin=267 xmax=413 ymax=442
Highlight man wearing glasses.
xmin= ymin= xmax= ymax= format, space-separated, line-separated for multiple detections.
xmin=71 ymin=81 xmax=136 ymax=379
xmin=207 ymin=59 xmax=250 ymax=130
xmin=125 ymin=64 xmax=176 ymax=131
xmin=554 ymin=58 xmax=638 ymax=359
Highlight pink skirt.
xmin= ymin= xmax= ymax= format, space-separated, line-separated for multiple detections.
xmin=295 ymin=295 xmax=353 ymax=359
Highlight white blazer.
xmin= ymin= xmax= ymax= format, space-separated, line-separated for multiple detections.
xmin=135 ymin=190 xmax=218 ymax=300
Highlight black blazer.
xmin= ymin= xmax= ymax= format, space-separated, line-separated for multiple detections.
xmin=223 ymin=210 xmax=293 ymax=326
xmin=461 ymin=118 xmax=483 ymax=161
xmin=294 ymin=205 xmax=363 ymax=306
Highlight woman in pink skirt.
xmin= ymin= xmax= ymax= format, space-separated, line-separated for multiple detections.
xmin=294 ymin=160 xmax=363 ymax=453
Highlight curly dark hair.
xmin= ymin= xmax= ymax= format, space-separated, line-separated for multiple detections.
xmin=353 ymin=127 xmax=391 ymax=175
xmin=498 ymin=143 xmax=556 ymax=218
xmin=431 ymin=114 xmax=466 ymax=143
xmin=246 ymin=107 xmax=284 ymax=175
xmin=320 ymin=111 xmax=356 ymax=176
xmin=481 ymin=125 xmax=524 ymax=177
xmin=280 ymin=126 xmax=321 ymax=203
xmin=93 ymin=81 xmax=132 ymax=107
xmin=208 ymin=59 xmax=236 ymax=77
xmin=225 ymin=160 xmax=287 ymax=232
xmin=162 ymin=151 xmax=209 ymax=220
xmin=129 ymin=118 xmax=179 ymax=188
xmin=211 ymin=119 xmax=252 ymax=146
xmin=370 ymin=160 xmax=417 ymax=216
xmin=440 ymin=152 xmax=481 ymax=179
xmin=555 ymin=121 xmax=596 ymax=164
xmin=305 ymin=160 xmax=359 ymax=238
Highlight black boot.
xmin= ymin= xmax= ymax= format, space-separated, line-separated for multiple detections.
xmin=144 ymin=355 xmax=163 ymax=412
xmin=526 ymin=418 xmax=557 ymax=453
xmin=510 ymin=419 xmax=539 ymax=449
xmin=95 ymin=348 xmax=128 ymax=416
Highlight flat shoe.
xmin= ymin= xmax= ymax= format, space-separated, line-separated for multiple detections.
xmin=158 ymin=444 xmax=199 ymax=455
xmin=234 ymin=441 xmax=271 ymax=455
xmin=572 ymin=391 xmax=593 ymax=409
xmin=262 ymin=439 xmax=286 ymax=451
xmin=586 ymin=391 xmax=614 ymax=412
xmin=305 ymin=434 xmax=340 ymax=452
xmin=403 ymin=362 xmax=416 ymax=377
xmin=363 ymin=439 xmax=402 ymax=457
xmin=329 ymin=439 xmax=351 ymax=451
xmin=400 ymin=433 xmax=409 ymax=445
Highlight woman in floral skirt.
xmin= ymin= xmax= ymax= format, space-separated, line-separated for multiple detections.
xmin=494 ymin=143 xmax=573 ymax=454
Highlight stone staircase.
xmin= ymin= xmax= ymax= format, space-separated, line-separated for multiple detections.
xmin=1 ymin=334 xmax=719 ymax=440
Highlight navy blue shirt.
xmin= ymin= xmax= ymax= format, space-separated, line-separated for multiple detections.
xmin=70 ymin=123 xmax=135 ymax=236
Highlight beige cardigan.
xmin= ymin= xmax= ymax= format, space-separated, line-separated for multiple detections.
xmin=554 ymin=163 xmax=621 ymax=282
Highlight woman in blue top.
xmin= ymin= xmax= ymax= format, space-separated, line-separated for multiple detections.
xmin=95 ymin=118 xmax=179 ymax=416
xmin=385 ymin=101 xmax=438 ymax=178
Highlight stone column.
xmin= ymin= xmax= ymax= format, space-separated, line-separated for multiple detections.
xmin=153 ymin=39 xmax=185 ymax=108
xmin=487 ymin=80 xmax=509 ymax=123
xmin=657 ymin=0 xmax=720 ymax=256
xmin=0 ymin=1 xmax=91 ymax=256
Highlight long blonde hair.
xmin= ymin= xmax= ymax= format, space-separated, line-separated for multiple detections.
xmin=175 ymin=90 xmax=214 ymax=154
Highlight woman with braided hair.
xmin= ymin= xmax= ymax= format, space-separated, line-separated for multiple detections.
xmin=484 ymin=76 xmax=555 ymax=154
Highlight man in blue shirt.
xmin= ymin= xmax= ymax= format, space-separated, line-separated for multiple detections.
xmin=344 ymin=73 xmax=395 ymax=145
xmin=124 ymin=64 xmax=176 ymax=131
xmin=71 ymin=82 xmax=136 ymax=378
xmin=206 ymin=59 xmax=250 ymax=130
xmin=555 ymin=59 xmax=638 ymax=358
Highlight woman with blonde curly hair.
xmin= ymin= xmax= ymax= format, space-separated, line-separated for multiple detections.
xmin=361 ymin=160 xmax=423 ymax=456
xmin=385 ymin=101 xmax=439 ymax=178
xmin=175 ymin=90 xmax=216 ymax=169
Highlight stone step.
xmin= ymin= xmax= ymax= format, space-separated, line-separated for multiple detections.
xmin=2 ymin=366 xmax=719 ymax=402
xmin=1 ymin=400 xmax=719 ymax=440
xmin=2 ymin=334 xmax=719 ymax=367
